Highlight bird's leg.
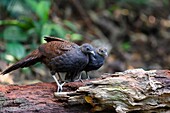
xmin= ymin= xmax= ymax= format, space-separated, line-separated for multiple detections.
xmin=74 ymin=73 xmax=84 ymax=82
xmin=52 ymin=75 xmax=65 ymax=92
xmin=57 ymin=72 xmax=64 ymax=82
xmin=64 ymin=73 xmax=72 ymax=82
xmin=86 ymin=71 xmax=90 ymax=80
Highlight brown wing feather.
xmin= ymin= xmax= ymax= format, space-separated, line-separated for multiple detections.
xmin=39 ymin=41 xmax=78 ymax=59
xmin=44 ymin=36 xmax=67 ymax=42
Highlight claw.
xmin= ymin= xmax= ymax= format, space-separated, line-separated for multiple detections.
xmin=57 ymin=82 xmax=65 ymax=92
xmin=74 ymin=78 xmax=84 ymax=83
xmin=85 ymin=72 xmax=90 ymax=80
xmin=52 ymin=75 xmax=65 ymax=92
xmin=74 ymin=74 xmax=84 ymax=83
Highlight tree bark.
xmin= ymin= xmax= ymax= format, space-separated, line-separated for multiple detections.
xmin=0 ymin=69 xmax=170 ymax=113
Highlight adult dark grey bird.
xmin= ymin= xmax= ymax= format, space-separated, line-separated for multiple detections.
xmin=1 ymin=36 xmax=95 ymax=92
xmin=65 ymin=47 xmax=108 ymax=81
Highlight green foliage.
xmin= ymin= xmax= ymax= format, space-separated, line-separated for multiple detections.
xmin=25 ymin=0 xmax=51 ymax=23
xmin=52 ymin=24 xmax=67 ymax=38
xmin=41 ymin=23 xmax=67 ymax=43
xmin=64 ymin=20 xmax=78 ymax=32
xmin=21 ymin=68 xmax=32 ymax=76
xmin=122 ymin=42 xmax=131 ymax=51
xmin=108 ymin=5 xmax=120 ymax=12
xmin=0 ymin=0 xmax=81 ymax=63
xmin=6 ymin=42 xmax=26 ymax=60
xmin=119 ymin=0 xmax=149 ymax=5
xmin=0 ymin=20 xmax=32 ymax=29
xmin=3 ymin=26 xmax=28 ymax=42
xmin=163 ymin=0 xmax=169 ymax=5
xmin=70 ymin=33 xmax=83 ymax=41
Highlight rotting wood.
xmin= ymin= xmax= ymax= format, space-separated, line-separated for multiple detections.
xmin=0 ymin=69 xmax=170 ymax=113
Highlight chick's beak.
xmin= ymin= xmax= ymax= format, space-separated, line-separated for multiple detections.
xmin=90 ymin=51 xmax=95 ymax=56
xmin=104 ymin=52 xmax=108 ymax=57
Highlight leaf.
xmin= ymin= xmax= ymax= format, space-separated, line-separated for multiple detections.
xmin=41 ymin=23 xmax=53 ymax=43
xmin=0 ymin=20 xmax=29 ymax=29
xmin=25 ymin=0 xmax=37 ymax=11
xmin=119 ymin=0 xmax=149 ymax=5
xmin=36 ymin=1 xmax=51 ymax=23
xmin=85 ymin=96 xmax=93 ymax=105
xmin=3 ymin=26 xmax=28 ymax=42
xmin=64 ymin=20 xmax=78 ymax=32
xmin=70 ymin=33 xmax=83 ymax=41
xmin=52 ymin=24 xmax=67 ymax=38
xmin=41 ymin=23 xmax=67 ymax=43
xmin=41 ymin=23 xmax=53 ymax=36
xmin=109 ymin=5 xmax=120 ymax=12
xmin=92 ymin=106 xmax=103 ymax=112
xmin=122 ymin=42 xmax=131 ymax=51
xmin=4 ymin=54 xmax=15 ymax=62
xmin=6 ymin=42 xmax=26 ymax=60
xmin=25 ymin=0 xmax=50 ymax=23
xmin=0 ymin=32 xmax=3 ymax=39
xmin=21 ymin=68 xmax=32 ymax=75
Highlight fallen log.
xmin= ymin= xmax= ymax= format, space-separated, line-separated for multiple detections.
xmin=0 ymin=69 xmax=170 ymax=113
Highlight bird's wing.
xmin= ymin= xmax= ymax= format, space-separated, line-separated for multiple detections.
xmin=44 ymin=36 xmax=67 ymax=42
xmin=38 ymin=41 xmax=78 ymax=58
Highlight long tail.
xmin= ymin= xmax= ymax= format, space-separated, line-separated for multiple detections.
xmin=1 ymin=49 xmax=42 ymax=75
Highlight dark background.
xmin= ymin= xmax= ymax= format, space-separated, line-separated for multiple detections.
xmin=1 ymin=0 xmax=170 ymax=84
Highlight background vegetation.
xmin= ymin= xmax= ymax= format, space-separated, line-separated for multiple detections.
xmin=0 ymin=0 xmax=170 ymax=84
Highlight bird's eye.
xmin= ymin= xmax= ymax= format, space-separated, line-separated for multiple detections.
xmin=86 ymin=47 xmax=90 ymax=51
xmin=99 ymin=49 xmax=103 ymax=53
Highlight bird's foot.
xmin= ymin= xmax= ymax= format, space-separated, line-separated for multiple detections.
xmin=86 ymin=75 xmax=90 ymax=80
xmin=57 ymin=82 xmax=65 ymax=92
xmin=52 ymin=75 xmax=65 ymax=92
xmin=74 ymin=78 xmax=84 ymax=83
xmin=74 ymin=74 xmax=85 ymax=82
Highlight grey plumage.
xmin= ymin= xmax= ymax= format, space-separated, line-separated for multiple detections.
xmin=84 ymin=47 xmax=108 ymax=79
xmin=84 ymin=47 xmax=107 ymax=72
xmin=65 ymin=47 xmax=108 ymax=81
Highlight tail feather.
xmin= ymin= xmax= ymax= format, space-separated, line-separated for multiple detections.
xmin=1 ymin=49 xmax=42 ymax=75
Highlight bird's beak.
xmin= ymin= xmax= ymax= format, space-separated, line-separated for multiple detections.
xmin=104 ymin=52 xmax=108 ymax=57
xmin=90 ymin=51 xmax=95 ymax=56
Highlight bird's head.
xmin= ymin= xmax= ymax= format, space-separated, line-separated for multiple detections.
xmin=80 ymin=43 xmax=95 ymax=56
xmin=97 ymin=47 xmax=108 ymax=57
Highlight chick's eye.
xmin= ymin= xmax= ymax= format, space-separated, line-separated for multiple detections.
xmin=100 ymin=49 xmax=103 ymax=53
